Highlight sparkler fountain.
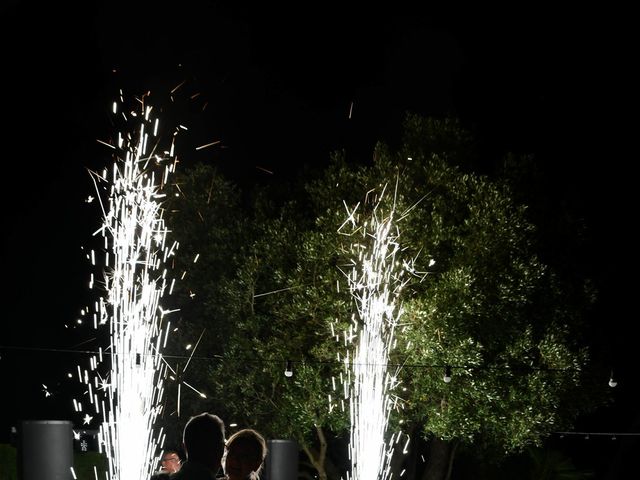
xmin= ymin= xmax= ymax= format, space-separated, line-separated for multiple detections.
xmin=339 ymin=186 xmax=412 ymax=480
xmin=73 ymin=93 xmax=181 ymax=480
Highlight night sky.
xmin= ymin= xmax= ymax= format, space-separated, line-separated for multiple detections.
xmin=1 ymin=2 xmax=636 ymax=476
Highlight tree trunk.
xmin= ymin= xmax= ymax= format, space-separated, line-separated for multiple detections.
xmin=421 ymin=438 xmax=459 ymax=480
xmin=301 ymin=425 xmax=328 ymax=480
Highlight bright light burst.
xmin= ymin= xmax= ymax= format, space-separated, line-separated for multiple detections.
xmin=73 ymin=92 xmax=182 ymax=480
xmin=338 ymin=185 xmax=412 ymax=480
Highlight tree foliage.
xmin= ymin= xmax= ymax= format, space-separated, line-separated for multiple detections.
xmin=157 ymin=163 xmax=247 ymax=444
xmin=162 ymin=114 xmax=603 ymax=479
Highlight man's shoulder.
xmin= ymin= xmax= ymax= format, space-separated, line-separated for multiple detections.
xmin=168 ymin=462 xmax=216 ymax=480
xmin=151 ymin=474 xmax=170 ymax=480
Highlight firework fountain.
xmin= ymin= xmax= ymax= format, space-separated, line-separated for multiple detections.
xmin=73 ymin=93 xmax=181 ymax=480
xmin=338 ymin=186 xmax=412 ymax=480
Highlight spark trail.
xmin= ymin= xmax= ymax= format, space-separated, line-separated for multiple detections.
xmin=74 ymin=93 xmax=181 ymax=480
xmin=339 ymin=186 xmax=412 ymax=480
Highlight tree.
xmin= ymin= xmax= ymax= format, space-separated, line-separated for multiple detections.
xmin=164 ymin=115 xmax=603 ymax=480
xmin=295 ymin=114 xmax=601 ymax=480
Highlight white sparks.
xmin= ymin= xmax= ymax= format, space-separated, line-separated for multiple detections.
xmin=97 ymin=139 xmax=116 ymax=150
xmin=340 ymin=186 xmax=411 ymax=480
xmin=75 ymin=95 xmax=184 ymax=480
xmin=195 ymin=140 xmax=220 ymax=151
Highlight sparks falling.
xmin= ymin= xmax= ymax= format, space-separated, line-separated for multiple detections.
xmin=75 ymin=93 xmax=181 ymax=480
xmin=339 ymin=186 xmax=411 ymax=480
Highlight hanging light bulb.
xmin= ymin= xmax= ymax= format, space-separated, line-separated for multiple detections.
xmin=443 ymin=365 xmax=452 ymax=383
xmin=608 ymin=370 xmax=617 ymax=388
xmin=284 ymin=360 xmax=294 ymax=378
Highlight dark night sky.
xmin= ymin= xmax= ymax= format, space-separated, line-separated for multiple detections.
xmin=1 ymin=1 xmax=637 ymax=476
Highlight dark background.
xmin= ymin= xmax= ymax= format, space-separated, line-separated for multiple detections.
xmin=1 ymin=2 xmax=636 ymax=477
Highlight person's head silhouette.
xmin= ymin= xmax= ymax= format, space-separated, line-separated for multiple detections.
xmin=223 ymin=429 xmax=267 ymax=480
xmin=181 ymin=412 xmax=226 ymax=475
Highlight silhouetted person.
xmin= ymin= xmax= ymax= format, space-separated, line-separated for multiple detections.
xmin=171 ymin=413 xmax=226 ymax=480
xmin=223 ymin=429 xmax=267 ymax=480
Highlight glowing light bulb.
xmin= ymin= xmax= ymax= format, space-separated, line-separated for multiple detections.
xmin=284 ymin=360 xmax=294 ymax=378
xmin=443 ymin=366 xmax=452 ymax=383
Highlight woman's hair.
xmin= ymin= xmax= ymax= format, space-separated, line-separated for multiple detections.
xmin=225 ymin=428 xmax=267 ymax=477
